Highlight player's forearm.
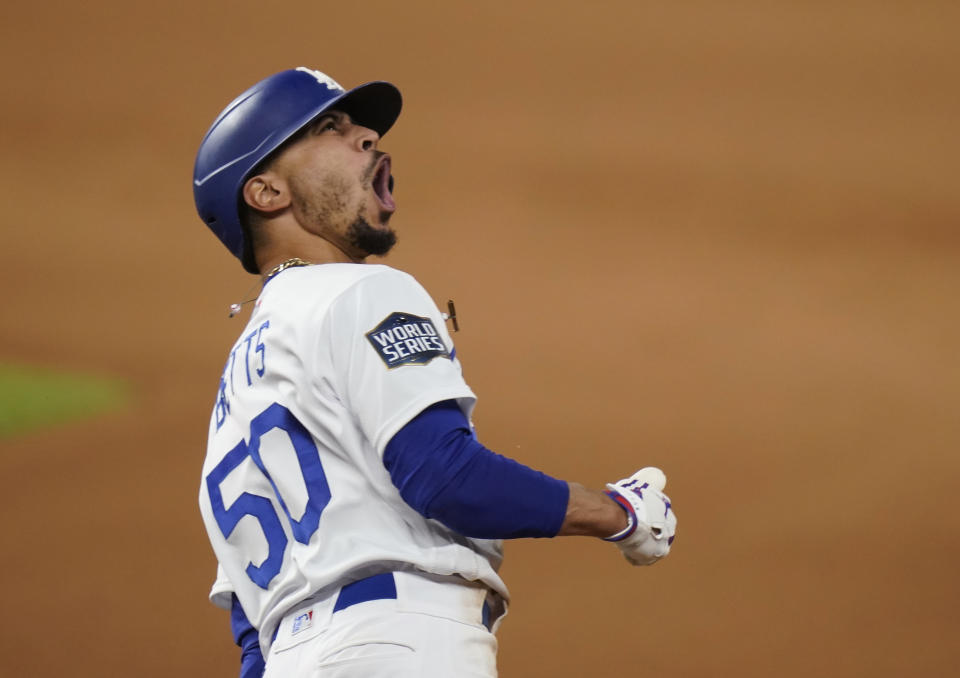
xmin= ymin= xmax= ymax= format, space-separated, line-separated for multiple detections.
xmin=385 ymin=401 xmax=569 ymax=538
xmin=386 ymin=401 xmax=628 ymax=541
xmin=557 ymin=482 xmax=630 ymax=538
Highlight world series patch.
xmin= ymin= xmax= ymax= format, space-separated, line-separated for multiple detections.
xmin=366 ymin=312 xmax=450 ymax=369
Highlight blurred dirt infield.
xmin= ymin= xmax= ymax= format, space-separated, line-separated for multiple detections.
xmin=1 ymin=2 xmax=958 ymax=676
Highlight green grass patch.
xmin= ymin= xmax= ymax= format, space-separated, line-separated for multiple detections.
xmin=0 ymin=363 xmax=129 ymax=438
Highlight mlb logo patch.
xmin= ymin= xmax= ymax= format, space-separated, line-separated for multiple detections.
xmin=366 ymin=312 xmax=450 ymax=369
xmin=292 ymin=610 xmax=314 ymax=635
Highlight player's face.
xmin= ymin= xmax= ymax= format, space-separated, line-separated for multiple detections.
xmin=276 ymin=110 xmax=397 ymax=257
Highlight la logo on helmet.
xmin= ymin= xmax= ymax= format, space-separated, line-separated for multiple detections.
xmin=296 ymin=67 xmax=344 ymax=92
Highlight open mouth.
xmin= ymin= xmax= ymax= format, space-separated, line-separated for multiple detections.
xmin=371 ymin=154 xmax=396 ymax=212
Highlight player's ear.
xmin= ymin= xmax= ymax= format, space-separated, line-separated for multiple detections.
xmin=242 ymin=172 xmax=291 ymax=215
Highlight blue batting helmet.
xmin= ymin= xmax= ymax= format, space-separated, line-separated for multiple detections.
xmin=193 ymin=67 xmax=402 ymax=273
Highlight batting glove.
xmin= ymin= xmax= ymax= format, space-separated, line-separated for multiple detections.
xmin=604 ymin=467 xmax=677 ymax=566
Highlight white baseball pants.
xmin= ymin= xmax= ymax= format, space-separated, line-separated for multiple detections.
xmin=263 ymin=571 xmax=502 ymax=677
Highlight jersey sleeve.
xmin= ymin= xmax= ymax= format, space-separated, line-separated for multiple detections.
xmin=209 ymin=563 xmax=234 ymax=611
xmin=321 ymin=267 xmax=476 ymax=455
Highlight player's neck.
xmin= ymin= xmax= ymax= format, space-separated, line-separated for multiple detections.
xmin=257 ymin=238 xmax=367 ymax=280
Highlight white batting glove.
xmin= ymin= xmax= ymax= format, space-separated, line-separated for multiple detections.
xmin=603 ymin=467 xmax=677 ymax=566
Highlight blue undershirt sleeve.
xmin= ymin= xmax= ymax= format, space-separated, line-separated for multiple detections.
xmin=383 ymin=400 xmax=569 ymax=539
xmin=230 ymin=594 xmax=265 ymax=678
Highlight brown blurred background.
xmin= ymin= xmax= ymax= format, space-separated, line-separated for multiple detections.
xmin=1 ymin=1 xmax=958 ymax=676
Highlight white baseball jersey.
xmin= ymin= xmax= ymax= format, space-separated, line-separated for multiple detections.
xmin=198 ymin=263 xmax=508 ymax=655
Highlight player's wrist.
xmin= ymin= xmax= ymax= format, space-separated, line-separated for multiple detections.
xmin=602 ymin=491 xmax=638 ymax=542
xmin=557 ymin=483 xmax=632 ymax=538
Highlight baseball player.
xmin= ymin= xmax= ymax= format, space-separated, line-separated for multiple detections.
xmin=193 ymin=67 xmax=677 ymax=678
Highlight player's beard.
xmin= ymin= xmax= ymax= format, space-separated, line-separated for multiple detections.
xmin=347 ymin=212 xmax=397 ymax=257
xmin=289 ymin=174 xmax=397 ymax=259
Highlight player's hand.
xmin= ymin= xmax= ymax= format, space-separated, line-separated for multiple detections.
xmin=603 ymin=467 xmax=677 ymax=566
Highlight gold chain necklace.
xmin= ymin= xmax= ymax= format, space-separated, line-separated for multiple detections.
xmin=263 ymin=257 xmax=313 ymax=280
xmin=228 ymin=258 xmax=313 ymax=318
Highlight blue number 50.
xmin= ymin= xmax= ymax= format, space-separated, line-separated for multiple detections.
xmin=206 ymin=403 xmax=331 ymax=589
